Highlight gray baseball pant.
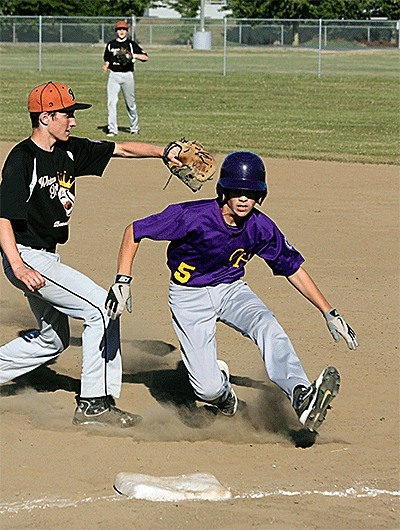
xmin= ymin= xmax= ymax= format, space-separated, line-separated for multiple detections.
xmin=107 ymin=71 xmax=139 ymax=134
xmin=0 ymin=246 xmax=122 ymax=398
xmin=168 ymin=279 xmax=311 ymax=404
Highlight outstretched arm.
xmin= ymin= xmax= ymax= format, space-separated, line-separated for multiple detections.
xmin=287 ymin=266 xmax=331 ymax=314
xmin=117 ymin=224 xmax=140 ymax=275
xmin=105 ymin=224 xmax=140 ymax=319
xmin=112 ymin=141 xmax=181 ymax=166
xmin=113 ymin=141 xmax=163 ymax=158
xmin=287 ymin=266 xmax=358 ymax=350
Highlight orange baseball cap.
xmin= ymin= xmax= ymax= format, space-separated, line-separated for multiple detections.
xmin=115 ymin=20 xmax=129 ymax=30
xmin=28 ymin=81 xmax=92 ymax=113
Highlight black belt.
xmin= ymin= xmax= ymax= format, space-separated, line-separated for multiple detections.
xmin=28 ymin=245 xmax=56 ymax=253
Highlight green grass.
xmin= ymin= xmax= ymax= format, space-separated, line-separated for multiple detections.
xmin=0 ymin=46 xmax=399 ymax=164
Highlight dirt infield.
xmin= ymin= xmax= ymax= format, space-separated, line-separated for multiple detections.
xmin=0 ymin=142 xmax=398 ymax=529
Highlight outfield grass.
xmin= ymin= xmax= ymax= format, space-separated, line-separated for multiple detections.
xmin=0 ymin=46 xmax=398 ymax=164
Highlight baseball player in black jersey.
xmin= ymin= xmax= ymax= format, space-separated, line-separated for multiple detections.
xmin=0 ymin=81 xmax=180 ymax=428
xmin=102 ymin=20 xmax=148 ymax=137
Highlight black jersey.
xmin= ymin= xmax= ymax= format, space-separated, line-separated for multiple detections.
xmin=103 ymin=38 xmax=147 ymax=73
xmin=0 ymin=137 xmax=114 ymax=250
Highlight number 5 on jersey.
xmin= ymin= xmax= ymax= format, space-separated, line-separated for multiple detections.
xmin=174 ymin=262 xmax=196 ymax=284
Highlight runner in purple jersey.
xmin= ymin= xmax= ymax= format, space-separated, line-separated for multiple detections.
xmin=106 ymin=152 xmax=358 ymax=434
xmin=133 ymin=198 xmax=304 ymax=287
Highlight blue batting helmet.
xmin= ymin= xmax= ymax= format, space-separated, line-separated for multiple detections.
xmin=217 ymin=151 xmax=267 ymax=204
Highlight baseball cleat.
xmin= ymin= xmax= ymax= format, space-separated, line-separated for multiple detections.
xmin=216 ymin=360 xmax=237 ymax=416
xmin=293 ymin=366 xmax=340 ymax=432
xmin=216 ymin=389 xmax=238 ymax=416
xmin=72 ymin=395 xmax=142 ymax=428
xmin=217 ymin=359 xmax=230 ymax=381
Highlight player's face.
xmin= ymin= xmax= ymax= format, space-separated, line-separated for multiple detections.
xmin=116 ymin=28 xmax=128 ymax=39
xmin=223 ymin=189 xmax=258 ymax=223
xmin=47 ymin=111 xmax=77 ymax=141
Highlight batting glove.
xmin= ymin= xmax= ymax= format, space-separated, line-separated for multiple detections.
xmin=324 ymin=308 xmax=359 ymax=350
xmin=105 ymin=274 xmax=132 ymax=320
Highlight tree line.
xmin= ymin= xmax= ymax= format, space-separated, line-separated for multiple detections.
xmin=1 ymin=0 xmax=399 ymax=20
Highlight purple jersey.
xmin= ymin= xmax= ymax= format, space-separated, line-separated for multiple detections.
xmin=133 ymin=199 xmax=304 ymax=287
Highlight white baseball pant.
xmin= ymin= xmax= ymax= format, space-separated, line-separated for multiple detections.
xmin=0 ymin=246 xmax=122 ymax=398
xmin=168 ymin=279 xmax=311 ymax=403
xmin=107 ymin=71 xmax=139 ymax=134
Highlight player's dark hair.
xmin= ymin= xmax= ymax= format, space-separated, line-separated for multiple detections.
xmin=30 ymin=112 xmax=41 ymax=128
xmin=30 ymin=111 xmax=59 ymax=128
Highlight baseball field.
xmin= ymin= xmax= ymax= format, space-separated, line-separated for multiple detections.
xmin=0 ymin=47 xmax=399 ymax=528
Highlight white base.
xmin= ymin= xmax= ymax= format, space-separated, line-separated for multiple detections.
xmin=114 ymin=472 xmax=232 ymax=502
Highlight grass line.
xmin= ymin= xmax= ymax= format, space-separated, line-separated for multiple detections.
xmin=0 ymin=47 xmax=398 ymax=164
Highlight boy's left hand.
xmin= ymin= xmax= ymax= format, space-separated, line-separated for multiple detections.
xmin=324 ymin=309 xmax=359 ymax=350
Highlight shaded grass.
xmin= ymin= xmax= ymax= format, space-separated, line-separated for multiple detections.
xmin=0 ymin=46 xmax=398 ymax=164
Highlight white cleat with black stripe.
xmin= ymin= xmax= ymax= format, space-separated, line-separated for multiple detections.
xmin=216 ymin=360 xmax=238 ymax=416
xmin=293 ymin=366 xmax=340 ymax=432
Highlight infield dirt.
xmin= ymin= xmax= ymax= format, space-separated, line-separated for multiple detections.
xmin=0 ymin=142 xmax=398 ymax=529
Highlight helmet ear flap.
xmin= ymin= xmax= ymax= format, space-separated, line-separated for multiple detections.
xmin=258 ymin=190 xmax=267 ymax=205
xmin=216 ymin=183 xmax=227 ymax=203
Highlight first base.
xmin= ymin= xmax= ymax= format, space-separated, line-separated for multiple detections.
xmin=114 ymin=472 xmax=232 ymax=502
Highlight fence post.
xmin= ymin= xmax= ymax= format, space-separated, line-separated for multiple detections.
xmin=60 ymin=22 xmax=63 ymax=43
xmin=397 ymin=21 xmax=400 ymax=49
xmin=12 ymin=22 xmax=16 ymax=43
xmin=318 ymin=18 xmax=322 ymax=78
xmin=281 ymin=24 xmax=284 ymax=46
xmin=38 ymin=15 xmax=42 ymax=72
xmin=223 ymin=17 xmax=227 ymax=76
xmin=131 ymin=14 xmax=136 ymax=39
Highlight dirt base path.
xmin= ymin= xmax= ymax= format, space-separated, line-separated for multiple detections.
xmin=1 ymin=142 xmax=398 ymax=528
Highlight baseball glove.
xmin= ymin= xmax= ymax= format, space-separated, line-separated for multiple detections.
xmin=162 ymin=138 xmax=216 ymax=192
xmin=115 ymin=49 xmax=132 ymax=66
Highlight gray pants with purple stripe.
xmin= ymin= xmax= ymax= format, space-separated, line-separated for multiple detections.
xmin=168 ymin=279 xmax=310 ymax=404
xmin=0 ymin=246 xmax=122 ymax=398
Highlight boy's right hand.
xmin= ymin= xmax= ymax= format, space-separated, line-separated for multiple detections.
xmin=105 ymin=274 xmax=132 ymax=320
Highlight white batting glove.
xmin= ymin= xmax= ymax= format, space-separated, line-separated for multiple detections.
xmin=105 ymin=274 xmax=132 ymax=320
xmin=324 ymin=308 xmax=359 ymax=350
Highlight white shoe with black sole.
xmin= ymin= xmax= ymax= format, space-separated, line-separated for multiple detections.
xmin=293 ymin=366 xmax=340 ymax=432
xmin=216 ymin=360 xmax=238 ymax=416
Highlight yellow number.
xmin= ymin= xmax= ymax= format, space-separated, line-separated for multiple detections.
xmin=174 ymin=262 xmax=196 ymax=284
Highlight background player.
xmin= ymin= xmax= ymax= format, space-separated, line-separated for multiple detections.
xmin=102 ymin=20 xmax=148 ymax=137
xmin=0 ymin=81 xmax=180 ymax=428
xmin=106 ymin=151 xmax=358 ymax=433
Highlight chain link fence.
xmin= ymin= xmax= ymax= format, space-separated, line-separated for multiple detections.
xmin=0 ymin=16 xmax=398 ymax=76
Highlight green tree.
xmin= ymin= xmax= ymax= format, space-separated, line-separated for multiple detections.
xmin=225 ymin=0 xmax=400 ymax=20
xmin=365 ymin=0 xmax=400 ymax=19
xmin=0 ymin=0 xmax=151 ymax=16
